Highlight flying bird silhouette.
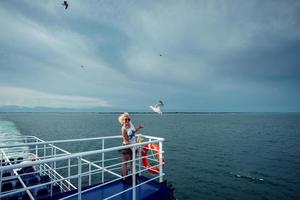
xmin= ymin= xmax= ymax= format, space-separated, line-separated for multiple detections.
xmin=62 ymin=1 xmax=68 ymax=9
xmin=149 ymin=100 xmax=164 ymax=114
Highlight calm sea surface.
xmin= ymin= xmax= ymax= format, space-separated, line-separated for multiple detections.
xmin=0 ymin=112 xmax=300 ymax=200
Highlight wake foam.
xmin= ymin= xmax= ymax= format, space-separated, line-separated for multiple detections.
xmin=230 ymin=172 xmax=265 ymax=182
xmin=0 ymin=120 xmax=29 ymax=158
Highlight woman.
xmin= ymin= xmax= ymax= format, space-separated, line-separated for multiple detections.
xmin=118 ymin=112 xmax=144 ymax=179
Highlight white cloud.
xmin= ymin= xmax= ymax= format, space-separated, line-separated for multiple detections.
xmin=0 ymin=3 xmax=133 ymax=96
xmin=0 ymin=86 xmax=111 ymax=108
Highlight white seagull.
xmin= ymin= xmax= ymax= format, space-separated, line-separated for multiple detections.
xmin=149 ymin=100 xmax=164 ymax=114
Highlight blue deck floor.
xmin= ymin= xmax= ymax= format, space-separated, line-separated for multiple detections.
xmin=1 ymin=170 xmax=171 ymax=200
xmin=58 ymin=176 xmax=170 ymax=200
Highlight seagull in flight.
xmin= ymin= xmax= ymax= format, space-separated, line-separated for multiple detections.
xmin=149 ymin=100 xmax=164 ymax=114
xmin=62 ymin=1 xmax=68 ymax=9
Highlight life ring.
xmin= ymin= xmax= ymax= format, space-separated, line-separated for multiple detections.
xmin=142 ymin=144 xmax=163 ymax=174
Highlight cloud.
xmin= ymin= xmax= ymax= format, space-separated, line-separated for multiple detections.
xmin=119 ymin=0 xmax=300 ymax=83
xmin=0 ymin=86 xmax=111 ymax=109
xmin=0 ymin=0 xmax=300 ymax=111
xmin=0 ymin=2 xmax=132 ymax=96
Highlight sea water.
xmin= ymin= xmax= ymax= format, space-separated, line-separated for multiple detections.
xmin=0 ymin=112 xmax=299 ymax=200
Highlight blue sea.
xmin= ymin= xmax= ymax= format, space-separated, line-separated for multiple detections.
xmin=0 ymin=112 xmax=300 ymax=200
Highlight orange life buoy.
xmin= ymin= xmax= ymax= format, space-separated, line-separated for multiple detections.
xmin=142 ymin=143 xmax=163 ymax=174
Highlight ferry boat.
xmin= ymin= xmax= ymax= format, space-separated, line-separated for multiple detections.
xmin=0 ymin=135 xmax=175 ymax=200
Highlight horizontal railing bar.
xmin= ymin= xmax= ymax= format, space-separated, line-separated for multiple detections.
xmin=64 ymin=165 xmax=165 ymax=200
xmin=59 ymin=168 xmax=145 ymax=200
xmin=0 ymin=135 xmax=164 ymax=149
xmin=42 ymin=151 xmax=162 ymax=179
xmin=59 ymin=166 xmax=157 ymax=200
xmin=33 ymin=137 xmax=122 ymax=179
xmin=1 ymin=146 xmax=48 ymax=152
xmin=141 ymin=134 xmax=165 ymax=141
xmin=0 ymin=153 xmax=70 ymax=165
xmin=0 ymin=136 xmax=37 ymax=140
xmin=0 ymin=136 xmax=122 ymax=148
xmin=0 ymin=140 xmax=161 ymax=171
xmin=39 ymin=152 xmax=155 ymax=174
xmin=56 ymin=151 xmax=164 ymax=176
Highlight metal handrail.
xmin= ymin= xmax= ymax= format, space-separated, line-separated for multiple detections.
xmin=0 ymin=139 xmax=162 ymax=171
xmin=1 ymin=135 xmax=165 ymax=200
xmin=0 ymin=135 xmax=124 ymax=149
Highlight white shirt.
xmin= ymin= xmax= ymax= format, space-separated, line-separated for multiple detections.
xmin=122 ymin=122 xmax=136 ymax=144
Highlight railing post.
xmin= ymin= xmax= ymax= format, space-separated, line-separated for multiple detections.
xmin=89 ymin=163 xmax=91 ymax=185
xmin=132 ymin=146 xmax=136 ymax=200
xmin=138 ymin=144 xmax=142 ymax=176
xmin=43 ymin=144 xmax=45 ymax=176
xmin=36 ymin=144 xmax=40 ymax=175
xmin=159 ymin=141 xmax=163 ymax=183
xmin=35 ymin=144 xmax=38 ymax=158
xmin=50 ymin=146 xmax=53 ymax=197
xmin=0 ymin=170 xmax=2 ymax=194
xmin=51 ymin=147 xmax=54 ymax=178
xmin=68 ymin=158 xmax=71 ymax=189
xmin=44 ymin=144 xmax=46 ymax=159
xmin=42 ymin=144 xmax=46 ymax=176
xmin=54 ymin=148 xmax=57 ymax=180
xmin=78 ymin=156 xmax=82 ymax=200
xmin=102 ymin=139 xmax=105 ymax=183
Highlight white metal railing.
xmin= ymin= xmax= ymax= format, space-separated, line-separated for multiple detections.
xmin=0 ymin=135 xmax=165 ymax=200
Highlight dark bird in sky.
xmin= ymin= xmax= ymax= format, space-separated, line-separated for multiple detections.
xmin=62 ymin=1 xmax=68 ymax=9
xmin=159 ymin=54 xmax=162 ymax=56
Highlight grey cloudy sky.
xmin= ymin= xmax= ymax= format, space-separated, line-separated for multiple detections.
xmin=0 ymin=0 xmax=300 ymax=112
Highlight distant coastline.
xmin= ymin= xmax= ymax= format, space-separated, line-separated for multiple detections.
xmin=0 ymin=105 xmax=299 ymax=113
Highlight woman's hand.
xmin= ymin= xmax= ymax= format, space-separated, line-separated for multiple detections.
xmin=136 ymin=124 xmax=144 ymax=132
xmin=138 ymin=124 xmax=144 ymax=129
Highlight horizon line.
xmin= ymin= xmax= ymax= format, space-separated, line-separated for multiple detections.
xmin=0 ymin=111 xmax=299 ymax=114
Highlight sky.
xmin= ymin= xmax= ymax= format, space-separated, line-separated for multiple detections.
xmin=0 ymin=0 xmax=300 ymax=112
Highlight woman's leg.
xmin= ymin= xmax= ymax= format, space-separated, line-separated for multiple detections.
xmin=129 ymin=154 xmax=133 ymax=175
xmin=122 ymin=154 xmax=130 ymax=178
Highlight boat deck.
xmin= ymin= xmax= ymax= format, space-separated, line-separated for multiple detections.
xmin=0 ymin=135 xmax=174 ymax=200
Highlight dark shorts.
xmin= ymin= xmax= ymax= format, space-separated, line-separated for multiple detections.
xmin=118 ymin=148 xmax=132 ymax=155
